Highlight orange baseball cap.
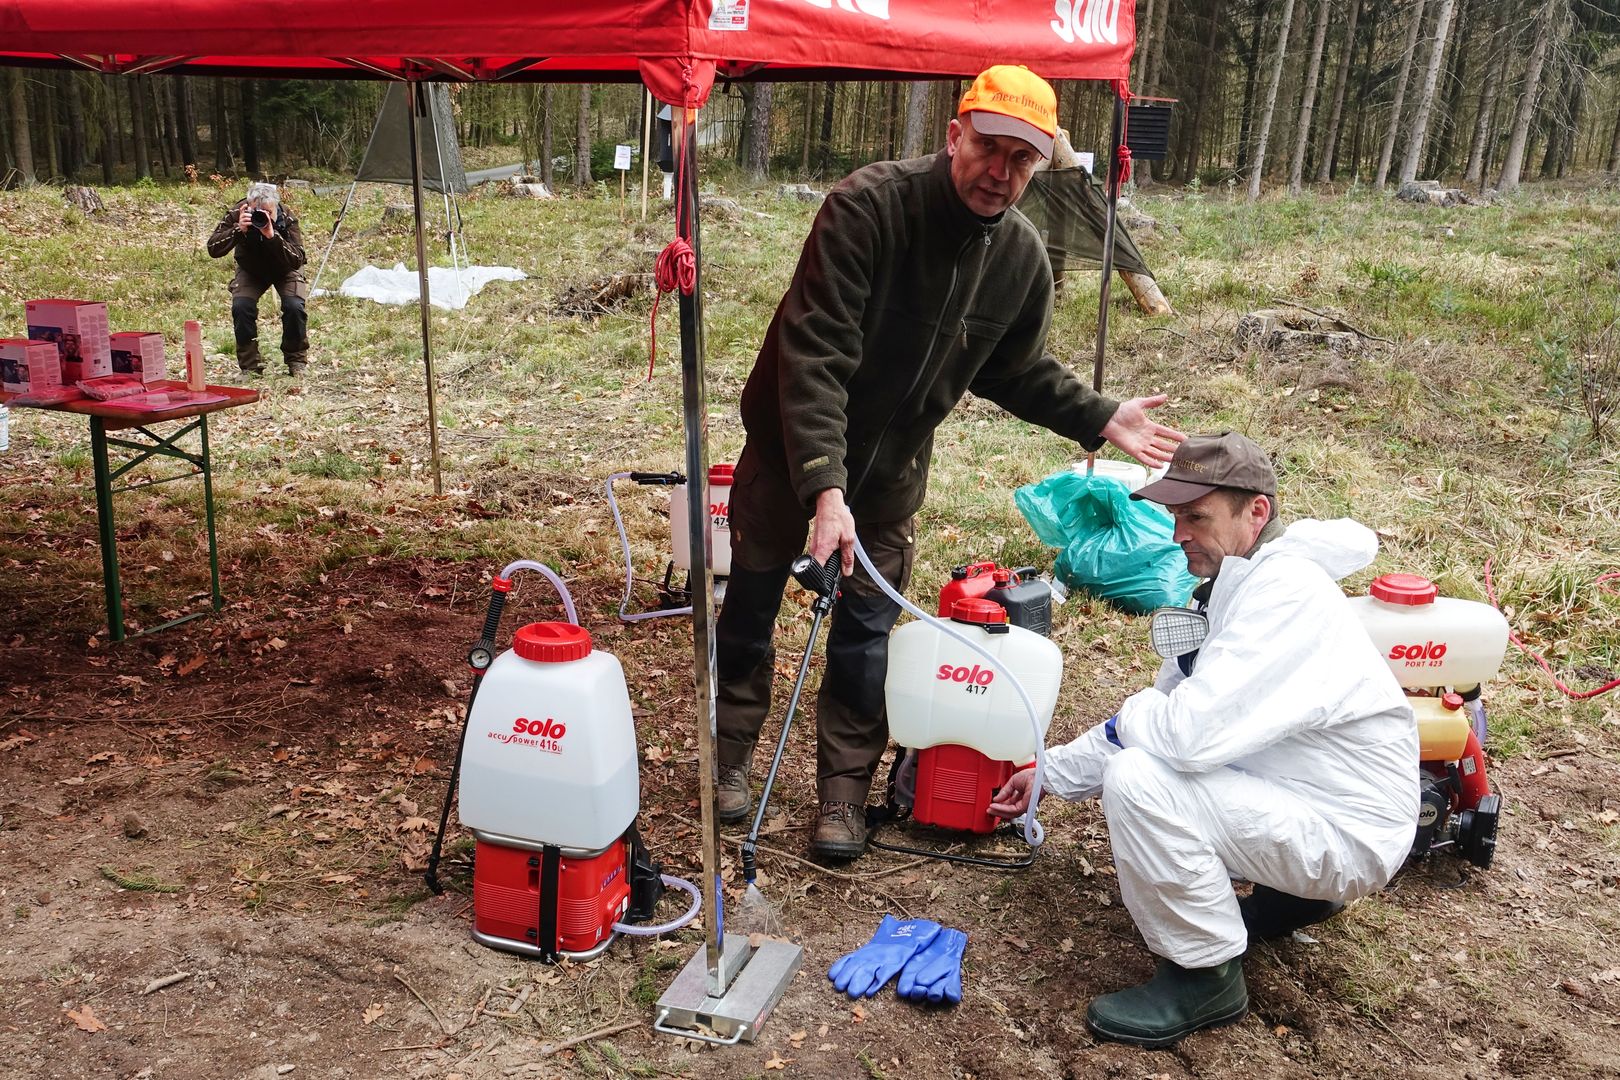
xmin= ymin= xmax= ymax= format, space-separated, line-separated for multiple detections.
xmin=959 ymin=65 xmax=1058 ymax=158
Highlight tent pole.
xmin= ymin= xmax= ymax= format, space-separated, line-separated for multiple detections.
xmin=406 ymin=80 xmax=444 ymax=496
xmin=675 ymin=106 xmax=731 ymax=1000
xmin=640 ymin=88 xmax=653 ymax=221
xmin=310 ymin=180 xmax=357 ymax=297
xmin=1091 ymin=92 xmax=1126 ymax=396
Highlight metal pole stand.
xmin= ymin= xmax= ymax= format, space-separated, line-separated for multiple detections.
xmin=652 ymin=104 xmax=801 ymax=1045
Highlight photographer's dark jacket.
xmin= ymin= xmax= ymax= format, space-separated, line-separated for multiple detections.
xmin=207 ymin=202 xmax=308 ymax=284
xmin=738 ymin=148 xmax=1119 ymax=522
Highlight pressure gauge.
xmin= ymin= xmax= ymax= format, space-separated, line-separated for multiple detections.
xmin=467 ymin=643 xmax=495 ymax=671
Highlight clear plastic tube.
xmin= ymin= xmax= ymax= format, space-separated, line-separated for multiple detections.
xmin=497 ymin=558 xmax=579 ymax=626
xmin=612 ymin=873 xmax=702 ymax=935
xmin=852 ymin=536 xmax=1047 ymax=848
xmin=1463 ymin=697 xmax=1487 ymax=747
xmin=606 ymin=472 xmax=693 ymax=623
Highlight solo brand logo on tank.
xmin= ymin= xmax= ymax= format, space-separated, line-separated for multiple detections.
xmin=937 ymin=663 xmax=995 ymax=695
xmin=1389 ymin=641 xmax=1448 ymax=667
xmin=491 ymin=716 xmax=568 ymax=754
xmin=709 ymin=500 xmax=729 ymax=530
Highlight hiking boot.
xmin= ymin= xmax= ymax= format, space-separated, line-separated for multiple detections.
xmin=811 ymin=801 xmax=868 ymax=859
xmin=236 ymin=342 xmax=264 ymax=375
xmin=1239 ymin=885 xmax=1344 ymax=943
xmin=717 ymin=763 xmax=752 ymax=825
xmin=284 ymin=352 xmax=308 ymax=378
xmin=1086 ymin=957 xmax=1248 ymax=1049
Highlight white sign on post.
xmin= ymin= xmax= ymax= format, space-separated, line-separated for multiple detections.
xmin=1077 ymin=151 xmax=1096 ymax=174
xmin=614 ymin=144 xmax=633 ymax=171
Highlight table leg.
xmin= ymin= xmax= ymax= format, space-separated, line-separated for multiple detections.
xmin=90 ymin=416 xmax=125 ymax=642
xmin=200 ymin=414 xmax=224 ymax=611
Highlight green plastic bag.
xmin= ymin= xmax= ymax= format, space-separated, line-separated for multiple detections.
xmin=1014 ymin=468 xmax=1198 ymax=614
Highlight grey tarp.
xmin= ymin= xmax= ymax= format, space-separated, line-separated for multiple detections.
xmin=356 ymin=82 xmax=468 ymax=194
xmin=1018 ymin=167 xmax=1152 ymax=280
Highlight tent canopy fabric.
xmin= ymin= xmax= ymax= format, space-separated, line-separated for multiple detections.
xmin=0 ymin=0 xmax=1136 ymax=104
xmin=357 ymin=83 xmax=468 ymax=194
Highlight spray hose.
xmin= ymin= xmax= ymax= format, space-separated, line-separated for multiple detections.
xmin=606 ymin=471 xmax=694 ymax=623
xmin=851 ymin=537 xmax=1048 ymax=849
xmin=612 ymin=873 xmax=702 ymax=936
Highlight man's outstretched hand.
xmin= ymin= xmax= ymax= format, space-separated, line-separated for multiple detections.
xmin=987 ymin=768 xmax=1036 ymax=819
xmin=1101 ymin=394 xmax=1185 ymax=469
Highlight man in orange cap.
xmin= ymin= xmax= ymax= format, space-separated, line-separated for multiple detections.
xmin=715 ymin=66 xmax=1185 ymax=859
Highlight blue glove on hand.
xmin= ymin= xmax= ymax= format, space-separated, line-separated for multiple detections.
xmin=1104 ymin=713 xmax=1122 ymax=748
xmin=827 ymin=915 xmax=942 ymax=999
xmin=897 ymin=927 xmax=968 ymax=1004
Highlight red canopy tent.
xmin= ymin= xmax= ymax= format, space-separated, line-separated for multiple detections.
xmin=1 ymin=0 xmax=1137 ymax=1037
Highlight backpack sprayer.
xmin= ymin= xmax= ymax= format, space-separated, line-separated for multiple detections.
xmin=866 ymin=562 xmax=1062 ymax=869
xmin=606 ymin=465 xmax=733 ymax=621
xmin=1349 ymin=573 xmax=1509 ymax=868
xmin=425 ymin=559 xmax=700 ymax=961
xmin=1151 ymin=570 xmax=1511 ymax=870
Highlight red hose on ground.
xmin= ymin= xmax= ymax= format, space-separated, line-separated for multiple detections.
xmin=1482 ymin=556 xmax=1620 ymax=700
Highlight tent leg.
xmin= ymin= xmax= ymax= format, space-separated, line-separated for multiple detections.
xmin=406 ymin=80 xmax=444 ymax=496
xmin=1091 ymin=93 xmax=1127 ymax=396
xmin=310 ymin=180 xmax=357 ymax=297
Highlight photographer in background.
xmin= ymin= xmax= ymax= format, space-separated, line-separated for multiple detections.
xmin=207 ymin=182 xmax=310 ymax=377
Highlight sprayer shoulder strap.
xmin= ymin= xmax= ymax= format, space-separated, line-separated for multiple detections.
xmin=539 ymin=845 xmax=562 ymax=963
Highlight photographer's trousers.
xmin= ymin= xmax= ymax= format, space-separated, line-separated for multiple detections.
xmin=230 ymin=269 xmax=310 ymax=363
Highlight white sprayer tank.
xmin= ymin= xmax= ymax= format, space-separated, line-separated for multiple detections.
xmin=1347 ymin=573 xmax=1510 ymax=690
xmin=670 ymin=463 xmax=733 ymax=576
xmin=886 ymin=598 xmax=1064 ymax=761
xmin=458 ymin=622 xmax=640 ymax=853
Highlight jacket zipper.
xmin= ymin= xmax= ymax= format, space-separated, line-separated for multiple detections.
xmin=848 ymin=227 xmax=987 ymax=502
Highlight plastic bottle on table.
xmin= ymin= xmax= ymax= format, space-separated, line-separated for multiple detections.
xmin=184 ymin=320 xmax=205 ymax=391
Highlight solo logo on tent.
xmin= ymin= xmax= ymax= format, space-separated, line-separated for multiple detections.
xmin=1051 ymin=0 xmax=1121 ymax=46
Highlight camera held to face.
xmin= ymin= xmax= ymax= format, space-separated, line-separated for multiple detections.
xmin=250 ymin=207 xmax=271 ymax=229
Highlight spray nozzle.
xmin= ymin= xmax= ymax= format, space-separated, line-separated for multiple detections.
xmin=791 ymin=552 xmax=842 ymax=613
xmin=629 ymin=470 xmax=686 ymax=486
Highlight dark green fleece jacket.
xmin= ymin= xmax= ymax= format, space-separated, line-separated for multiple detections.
xmin=738 ymin=148 xmax=1119 ymax=523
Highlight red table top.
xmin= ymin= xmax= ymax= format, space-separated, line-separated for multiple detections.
xmin=3 ymin=380 xmax=260 ymax=429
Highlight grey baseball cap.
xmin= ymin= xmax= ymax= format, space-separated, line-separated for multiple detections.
xmin=1131 ymin=431 xmax=1278 ymax=506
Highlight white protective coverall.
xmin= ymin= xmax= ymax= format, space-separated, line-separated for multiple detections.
xmin=1043 ymin=518 xmax=1419 ymax=968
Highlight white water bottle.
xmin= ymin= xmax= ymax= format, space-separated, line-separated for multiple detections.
xmin=184 ymin=320 xmax=205 ymax=391
xmin=0 ymin=402 xmax=9 ymax=452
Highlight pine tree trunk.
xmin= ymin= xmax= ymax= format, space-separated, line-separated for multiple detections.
xmin=1288 ymin=0 xmax=1333 ymax=192
xmin=742 ymin=83 xmax=772 ymax=179
xmin=40 ymin=71 xmax=61 ymax=180
xmin=152 ymin=78 xmax=173 ymax=177
xmin=240 ymin=79 xmax=260 ymax=177
xmin=1425 ymin=0 xmax=1471 ymax=178
xmin=1496 ymin=0 xmax=1559 ymax=193
xmin=544 ymin=85 xmax=557 ymax=191
xmin=1606 ymin=101 xmax=1620 ymax=174
xmin=1183 ymin=0 xmax=1229 ymax=183
xmin=176 ymin=77 xmax=197 ymax=166
xmin=1314 ymin=0 xmax=1362 ymax=182
xmin=6 ymin=67 xmax=35 ymax=185
xmin=818 ymin=81 xmax=836 ymax=175
xmin=1537 ymin=63 xmax=1570 ymax=178
xmin=213 ymin=81 xmax=229 ymax=172
xmin=1464 ymin=7 xmax=1510 ymax=186
xmin=1235 ymin=0 xmax=1270 ymax=176
xmin=1248 ymin=0 xmax=1299 ymax=199
xmin=130 ymin=75 xmax=152 ymax=180
xmin=575 ymin=84 xmax=591 ymax=187
xmin=65 ymin=72 xmax=87 ymax=178
xmin=99 ymin=76 xmax=115 ymax=184
xmin=1347 ymin=0 xmax=1383 ymax=179
xmin=1137 ymin=0 xmax=1160 ymax=93
xmin=1397 ymin=0 xmax=1456 ymax=183
xmin=902 ymin=82 xmax=931 ymax=158
xmin=1374 ymin=0 xmax=1428 ymax=189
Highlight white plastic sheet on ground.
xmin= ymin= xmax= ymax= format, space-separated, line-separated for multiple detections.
xmin=315 ymin=262 xmax=526 ymax=310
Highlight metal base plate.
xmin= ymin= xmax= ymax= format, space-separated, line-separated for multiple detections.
xmin=654 ymin=934 xmax=803 ymax=1044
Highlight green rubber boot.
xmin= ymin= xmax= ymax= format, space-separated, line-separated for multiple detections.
xmin=1086 ymin=957 xmax=1248 ymax=1049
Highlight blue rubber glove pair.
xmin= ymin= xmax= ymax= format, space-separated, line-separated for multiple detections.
xmin=827 ymin=915 xmax=968 ymax=1005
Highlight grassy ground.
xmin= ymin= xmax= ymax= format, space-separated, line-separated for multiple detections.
xmin=1 ymin=168 xmax=1619 ymax=1079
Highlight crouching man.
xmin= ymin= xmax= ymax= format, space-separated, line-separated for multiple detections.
xmin=989 ymin=432 xmax=1418 ymax=1048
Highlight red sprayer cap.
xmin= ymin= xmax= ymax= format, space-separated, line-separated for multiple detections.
xmin=1369 ymin=573 xmax=1438 ymax=606
xmin=993 ymin=569 xmax=1011 ymax=585
xmin=1441 ymin=692 xmax=1464 ymax=711
xmin=513 ymin=621 xmax=592 ymax=663
xmin=951 ymin=598 xmax=1008 ymax=625
xmin=708 ymin=464 xmax=735 ymax=486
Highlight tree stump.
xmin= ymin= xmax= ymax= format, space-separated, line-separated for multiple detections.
xmin=62 ymin=185 xmax=104 ymax=215
xmin=380 ymin=203 xmax=415 ymax=230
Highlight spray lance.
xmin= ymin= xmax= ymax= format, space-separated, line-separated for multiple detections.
xmin=740 ymin=552 xmax=842 ymax=896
